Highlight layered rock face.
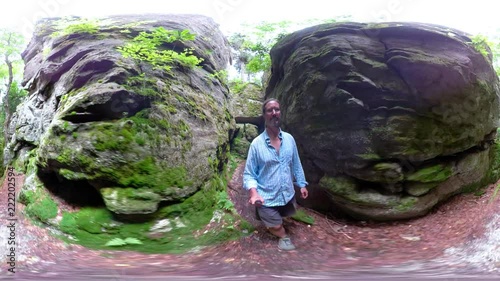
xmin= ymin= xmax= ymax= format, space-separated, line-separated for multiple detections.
xmin=6 ymin=15 xmax=234 ymax=215
xmin=266 ymin=22 xmax=500 ymax=220
xmin=230 ymin=83 xmax=264 ymax=156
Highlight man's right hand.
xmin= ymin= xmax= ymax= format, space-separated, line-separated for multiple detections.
xmin=248 ymin=188 xmax=264 ymax=205
xmin=249 ymin=195 xmax=264 ymax=205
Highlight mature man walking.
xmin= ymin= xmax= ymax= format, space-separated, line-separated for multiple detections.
xmin=243 ymin=98 xmax=309 ymax=251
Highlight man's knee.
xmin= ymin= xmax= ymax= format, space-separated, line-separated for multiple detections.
xmin=268 ymin=225 xmax=282 ymax=231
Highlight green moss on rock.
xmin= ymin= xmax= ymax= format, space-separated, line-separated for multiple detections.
xmin=55 ymin=174 xmax=253 ymax=254
xmin=48 ymin=109 xmax=194 ymax=196
xmin=100 ymin=187 xmax=162 ymax=214
xmin=230 ymin=129 xmax=251 ymax=158
xmin=107 ymin=157 xmax=191 ymax=192
xmin=485 ymin=139 xmax=500 ymax=185
xmin=405 ymin=163 xmax=453 ymax=183
xmin=23 ymin=188 xmax=58 ymax=223
xmin=392 ymin=196 xmax=418 ymax=212
xmin=319 ymin=175 xmax=360 ymax=202
xmin=404 ymin=181 xmax=440 ymax=196
xmin=463 ymin=139 xmax=500 ymax=195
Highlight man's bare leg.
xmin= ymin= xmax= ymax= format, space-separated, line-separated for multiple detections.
xmin=269 ymin=224 xmax=296 ymax=250
xmin=268 ymin=224 xmax=286 ymax=238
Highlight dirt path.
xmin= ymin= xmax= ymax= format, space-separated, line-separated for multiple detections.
xmin=1 ymin=163 xmax=500 ymax=280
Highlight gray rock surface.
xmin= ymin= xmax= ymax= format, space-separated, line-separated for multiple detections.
xmin=7 ymin=14 xmax=234 ymax=216
xmin=267 ymin=22 xmax=500 ymax=220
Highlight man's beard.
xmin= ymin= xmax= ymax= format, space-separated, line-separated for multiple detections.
xmin=268 ymin=117 xmax=281 ymax=128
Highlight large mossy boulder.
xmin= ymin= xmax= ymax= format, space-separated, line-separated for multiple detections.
xmin=8 ymin=14 xmax=235 ymax=217
xmin=266 ymin=22 xmax=500 ymax=220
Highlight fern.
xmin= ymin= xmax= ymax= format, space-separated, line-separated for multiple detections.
xmin=216 ymin=191 xmax=234 ymax=211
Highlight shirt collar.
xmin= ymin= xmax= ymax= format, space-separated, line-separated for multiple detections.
xmin=264 ymin=128 xmax=283 ymax=143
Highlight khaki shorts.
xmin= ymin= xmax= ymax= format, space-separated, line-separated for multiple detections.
xmin=256 ymin=197 xmax=296 ymax=228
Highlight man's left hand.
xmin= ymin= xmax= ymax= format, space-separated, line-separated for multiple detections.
xmin=300 ymin=187 xmax=308 ymax=199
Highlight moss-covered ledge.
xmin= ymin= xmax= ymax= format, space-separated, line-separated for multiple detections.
xmin=18 ymin=148 xmax=253 ymax=253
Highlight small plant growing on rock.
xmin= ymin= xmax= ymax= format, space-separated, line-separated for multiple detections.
xmin=51 ymin=18 xmax=100 ymax=37
xmin=117 ymin=27 xmax=203 ymax=73
xmin=469 ymin=34 xmax=492 ymax=61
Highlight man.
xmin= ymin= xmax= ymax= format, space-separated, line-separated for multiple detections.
xmin=243 ymin=98 xmax=309 ymax=251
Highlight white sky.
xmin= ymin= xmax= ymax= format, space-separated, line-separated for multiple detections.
xmin=1 ymin=0 xmax=499 ymax=39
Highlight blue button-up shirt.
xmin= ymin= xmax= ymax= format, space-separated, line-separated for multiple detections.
xmin=243 ymin=129 xmax=308 ymax=207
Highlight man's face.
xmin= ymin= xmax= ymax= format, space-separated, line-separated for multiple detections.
xmin=264 ymin=101 xmax=281 ymax=128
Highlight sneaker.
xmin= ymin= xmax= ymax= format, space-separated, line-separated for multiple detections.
xmin=278 ymin=237 xmax=296 ymax=251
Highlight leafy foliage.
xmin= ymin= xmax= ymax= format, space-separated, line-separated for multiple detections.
xmin=0 ymin=81 xmax=26 ymax=126
xmin=470 ymin=33 xmax=500 ymax=76
xmin=489 ymin=38 xmax=500 ymax=76
xmin=228 ymin=78 xmax=248 ymax=95
xmin=228 ymin=21 xmax=290 ymax=77
xmin=0 ymin=30 xmax=25 ymax=98
xmin=228 ymin=18 xmax=347 ymax=83
xmin=208 ymin=69 xmax=228 ymax=84
xmin=4 ymin=80 xmax=26 ymax=112
xmin=0 ymin=29 xmax=27 ymax=169
xmin=117 ymin=27 xmax=203 ymax=73
xmin=216 ymin=190 xmax=234 ymax=211
xmin=470 ymin=34 xmax=492 ymax=60
xmin=0 ymin=30 xmax=24 ymax=60
xmin=51 ymin=18 xmax=100 ymax=37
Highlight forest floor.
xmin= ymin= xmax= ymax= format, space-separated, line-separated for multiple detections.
xmin=2 ymin=162 xmax=500 ymax=280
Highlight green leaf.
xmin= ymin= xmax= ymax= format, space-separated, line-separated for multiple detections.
xmin=105 ymin=238 xmax=127 ymax=247
xmin=124 ymin=237 xmax=143 ymax=245
xmin=224 ymin=200 xmax=234 ymax=210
